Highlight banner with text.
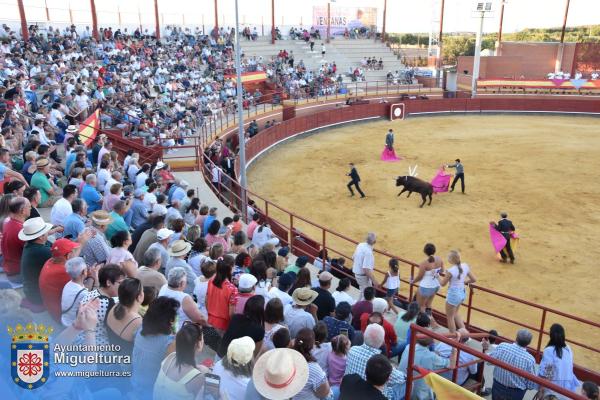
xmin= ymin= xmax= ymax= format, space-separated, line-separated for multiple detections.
xmin=312 ymin=6 xmax=377 ymax=36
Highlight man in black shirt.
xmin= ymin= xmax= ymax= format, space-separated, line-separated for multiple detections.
xmin=494 ymin=212 xmax=516 ymax=264
xmin=340 ymin=354 xmax=392 ymax=400
xmin=346 ymin=162 xmax=365 ymax=198
xmin=312 ymin=271 xmax=336 ymax=320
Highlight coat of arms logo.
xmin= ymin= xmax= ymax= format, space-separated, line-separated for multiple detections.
xmin=8 ymin=323 xmax=53 ymax=390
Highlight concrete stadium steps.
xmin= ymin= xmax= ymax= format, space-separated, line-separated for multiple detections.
xmin=240 ymin=38 xmax=406 ymax=83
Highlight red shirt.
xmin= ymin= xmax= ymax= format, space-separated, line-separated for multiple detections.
xmin=351 ymin=300 xmax=373 ymax=329
xmin=1 ymin=218 xmax=24 ymax=276
xmin=206 ymin=278 xmax=238 ymax=331
xmin=359 ymin=313 xmax=398 ymax=357
xmin=246 ymin=221 xmax=259 ymax=239
xmin=39 ymin=259 xmax=71 ymax=323
xmin=159 ymin=169 xmax=175 ymax=182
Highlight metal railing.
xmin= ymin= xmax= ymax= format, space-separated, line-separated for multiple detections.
xmin=405 ymin=325 xmax=588 ymax=400
xmin=178 ymin=97 xmax=600 ymax=379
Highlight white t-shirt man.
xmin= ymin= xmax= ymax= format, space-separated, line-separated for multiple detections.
xmin=352 ymin=242 xmax=374 ymax=276
xmin=61 ymin=281 xmax=88 ymax=327
xmin=97 ymin=168 xmax=111 ymax=192
xmin=51 ymin=197 xmax=73 ymax=227
xmin=268 ymin=287 xmax=293 ymax=306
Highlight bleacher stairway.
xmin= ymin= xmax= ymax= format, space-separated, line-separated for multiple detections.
xmin=240 ymin=36 xmax=405 ymax=83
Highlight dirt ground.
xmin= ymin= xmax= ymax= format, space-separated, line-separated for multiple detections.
xmin=248 ymin=115 xmax=600 ymax=369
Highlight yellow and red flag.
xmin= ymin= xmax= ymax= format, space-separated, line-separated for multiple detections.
xmin=79 ymin=109 xmax=100 ymax=147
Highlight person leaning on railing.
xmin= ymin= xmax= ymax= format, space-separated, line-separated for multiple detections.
xmin=482 ymin=329 xmax=537 ymax=399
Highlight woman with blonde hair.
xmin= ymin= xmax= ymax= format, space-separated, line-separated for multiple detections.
xmin=438 ymin=250 xmax=476 ymax=333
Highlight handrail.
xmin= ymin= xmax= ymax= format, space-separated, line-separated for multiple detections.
xmin=188 ymin=96 xmax=600 ymax=380
xmin=405 ymin=325 xmax=588 ymax=400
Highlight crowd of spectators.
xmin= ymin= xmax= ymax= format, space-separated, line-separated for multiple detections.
xmin=0 ymin=22 xmax=598 ymax=400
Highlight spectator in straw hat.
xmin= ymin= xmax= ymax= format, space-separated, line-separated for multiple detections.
xmin=249 ymin=348 xmax=309 ymax=400
xmin=284 ymin=287 xmax=319 ymax=339
xmin=213 ymin=336 xmax=256 ymax=400
xmin=19 ymin=217 xmax=53 ymax=310
xmin=80 ymin=210 xmax=112 ymax=267
xmin=30 ymin=157 xmax=58 ymax=207
xmin=166 ymin=239 xmax=197 ymax=295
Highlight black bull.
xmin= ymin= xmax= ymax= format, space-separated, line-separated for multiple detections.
xmin=395 ymin=176 xmax=433 ymax=208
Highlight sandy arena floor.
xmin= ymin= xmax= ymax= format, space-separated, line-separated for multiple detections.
xmin=248 ymin=115 xmax=600 ymax=369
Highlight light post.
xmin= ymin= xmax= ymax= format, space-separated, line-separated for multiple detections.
xmin=471 ymin=2 xmax=493 ymax=98
xmin=234 ymin=0 xmax=248 ymax=220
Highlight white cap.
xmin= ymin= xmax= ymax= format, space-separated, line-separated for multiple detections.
xmin=238 ymin=273 xmax=258 ymax=291
xmin=373 ymin=298 xmax=389 ymax=314
xmin=157 ymin=228 xmax=174 ymax=241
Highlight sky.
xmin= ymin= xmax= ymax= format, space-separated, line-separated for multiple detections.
xmin=2 ymin=0 xmax=599 ymax=34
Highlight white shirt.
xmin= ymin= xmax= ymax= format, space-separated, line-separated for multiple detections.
xmin=49 ymin=109 xmax=63 ymax=127
xmin=50 ymin=197 xmax=73 ymax=226
xmin=212 ymin=360 xmax=250 ymax=400
xmin=192 ymin=277 xmax=209 ymax=319
xmin=435 ymin=341 xmax=478 ymax=385
xmin=135 ymin=172 xmax=148 ymax=189
xmin=332 ymin=290 xmax=356 ymax=306
xmin=251 ymin=226 xmax=275 ymax=248
xmin=153 ymin=203 xmax=168 ymax=216
xmin=97 ymin=168 xmax=111 ymax=192
xmin=104 ymin=177 xmax=118 ymax=197
xmin=61 ymin=281 xmax=88 ymax=327
xmin=352 ymin=242 xmax=374 ymax=275
xmin=143 ymin=191 xmax=157 ymax=211
xmin=211 ymin=165 xmax=221 ymax=183
xmin=268 ymin=287 xmax=293 ymax=306
xmin=447 ymin=263 xmax=470 ymax=288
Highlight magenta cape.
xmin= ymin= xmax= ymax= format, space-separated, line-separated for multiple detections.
xmin=489 ymin=223 xmax=507 ymax=253
xmin=380 ymin=146 xmax=401 ymax=162
xmin=431 ymin=168 xmax=451 ymax=193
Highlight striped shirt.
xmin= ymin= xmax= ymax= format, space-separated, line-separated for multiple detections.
xmin=490 ymin=342 xmax=537 ymax=390
xmin=294 ymin=361 xmax=329 ymax=400
xmin=345 ymin=344 xmax=406 ymax=398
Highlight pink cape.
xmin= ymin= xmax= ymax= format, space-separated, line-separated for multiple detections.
xmin=489 ymin=223 xmax=507 ymax=253
xmin=380 ymin=147 xmax=401 ymax=162
xmin=430 ymin=168 xmax=451 ymax=193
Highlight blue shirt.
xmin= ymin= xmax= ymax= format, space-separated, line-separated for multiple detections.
xmin=65 ymin=152 xmax=77 ymax=176
xmin=0 ymin=162 xmax=7 ymax=181
xmin=129 ymin=199 xmax=148 ymax=229
xmin=63 ymin=213 xmax=86 ymax=240
xmin=171 ymin=186 xmax=186 ymax=203
xmin=203 ymin=215 xmax=216 ymax=235
xmin=323 ymin=316 xmax=355 ymax=341
xmin=399 ymin=343 xmax=449 ymax=400
xmin=81 ymin=184 xmax=102 ymax=212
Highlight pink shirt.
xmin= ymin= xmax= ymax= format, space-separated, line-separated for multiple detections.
xmin=327 ymin=352 xmax=347 ymax=386
xmin=107 ymin=247 xmax=138 ymax=268
xmin=246 ymin=221 xmax=259 ymax=239
xmin=103 ymin=194 xmax=120 ymax=212
xmin=205 ymin=234 xmax=229 ymax=252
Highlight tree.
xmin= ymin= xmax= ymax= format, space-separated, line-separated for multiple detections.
xmin=442 ymin=36 xmax=475 ymax=65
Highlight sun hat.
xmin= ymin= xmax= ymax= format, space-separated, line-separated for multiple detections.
xmin=90 ymin=210 xmax=113 ymax=226
xmin=227 ymin=336 xmax=255 ymax=366
xmin=239 ymin=273 xmax=258 ymax=291
xmin=51 ymin=238 xmax=80 ymax=257
xmin=35 ymin=158 xmax=49 ymax=168
xmin=34 ymin=113 xmax=46 ymax=120
xmin=66 ymin=125 xmax=78 ymax=133
xmin=266 ymin=237 xmax=280 ymax=246
xmin=168 ymin=240 xmax=192 ymax=257
xmin=133 ymin=188 xmax=144 ymax=198
xmin=253 ymin=349 xmax=309 ymax=400
xmin=18 ymin=217 xmax=53 ymax=241
xmin=157 ymin=228 xmax=174 ymax=241
xmin=292 ymin=287 xmax=318 ymax=306
xmin=155 ymin=161 xmax=166 ymax=170
xmin=178 ymin=179 xmax=189 ymax=188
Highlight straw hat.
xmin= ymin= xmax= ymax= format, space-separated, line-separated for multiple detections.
xmin=155 ymin=161 xmax=166 ymax=170
xmin=35 ymin=158 xmax=49 ymax=168
xmin=291 ymin=287 xmax=318 ymax=306
xmin=253 ymin=349 xmax=309 ymax=400
xmin=18 ymin=217 xmax=52 ymax=241
xmin=168 ymin=240 xmax=191 ymax=257
xmin=66 ymin=125 xmax=78 ymax=133
xmin=90 ymin=210 xmax=113 ymax=226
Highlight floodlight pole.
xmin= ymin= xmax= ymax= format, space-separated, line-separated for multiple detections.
xmin=17 ymin=0 xmax=29 ymax=41
xmin=471 ymin=11 xmax=485 ymax=98
xmin=497 ymin=0 xmax=506 ymax=55
xmin=555 ymin=0 xmax=570 ymax=73
xmin=436 ymin=0 xmax=445 ymax=88
xmin=234 ymin=0 xmax=248 ymax=220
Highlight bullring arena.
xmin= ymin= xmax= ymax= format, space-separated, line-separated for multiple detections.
xmin=247 ymin=112 xmax=600 ymax=368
